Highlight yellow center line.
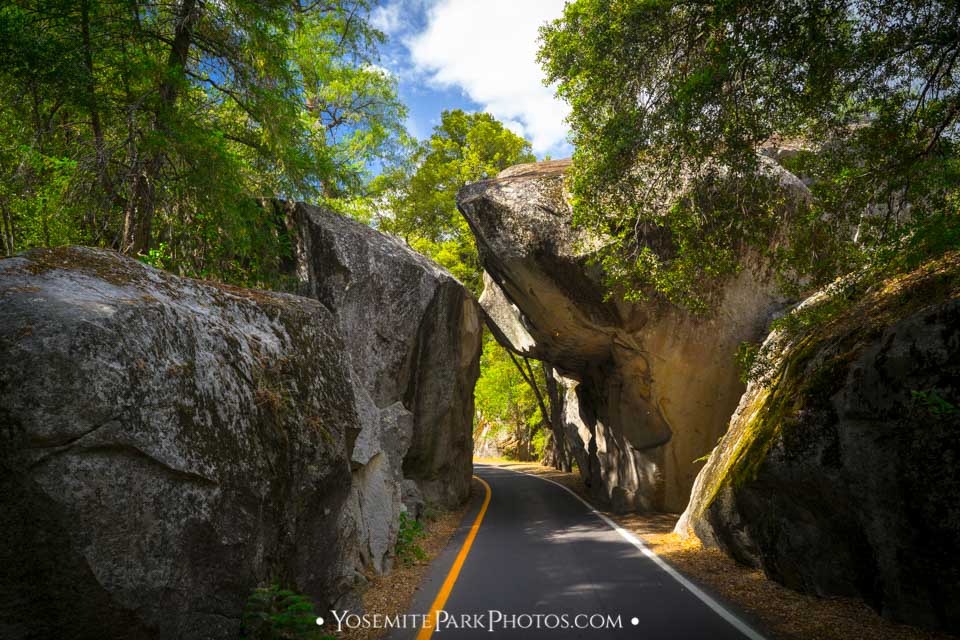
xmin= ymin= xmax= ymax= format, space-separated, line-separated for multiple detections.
xmin=415 ymin=474 xmax=492 ymax=640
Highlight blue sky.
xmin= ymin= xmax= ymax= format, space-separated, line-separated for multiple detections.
xmin=371 ymin=0 xmax=573 ymax=159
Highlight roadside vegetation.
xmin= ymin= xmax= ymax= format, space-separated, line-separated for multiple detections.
xmin=473 ymin=331 xmax=551 ymax=462
xmin=242 ymin=584 xmax=335 ymax=640
xmin=395 ymin=510 xmax=427 ymax=565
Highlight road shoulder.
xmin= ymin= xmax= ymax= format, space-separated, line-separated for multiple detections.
xmin=341 ymin=478 xmax=486 ymax=640
xmin=487 ymin=460 xmax=952 ymax=640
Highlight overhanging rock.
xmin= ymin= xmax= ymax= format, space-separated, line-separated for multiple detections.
xmin=458 ymin=159 xmax=806 ymax=512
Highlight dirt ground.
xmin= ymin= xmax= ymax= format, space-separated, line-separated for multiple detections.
xmin=486 ymin=460 xmax=956 ymax=640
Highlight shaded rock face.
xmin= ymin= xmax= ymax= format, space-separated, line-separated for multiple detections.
xmin=458 ymin=159 xmax=804 ymax=512
xmin=677 ymin=256 xmax=960 ymax=632
xmin=283 ymin=202 xmax=482 ymax=569
xmin=0 ymin=247 xmax=361 ymax=640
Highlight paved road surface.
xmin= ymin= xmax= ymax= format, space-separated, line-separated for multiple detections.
xmin=388 ymin=464 xmax=766 ymax=640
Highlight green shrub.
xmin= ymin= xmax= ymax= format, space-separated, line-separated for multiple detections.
xmin=531 ymin=429 xmax=549 ymax=460
xmin=395 ymin=511 xmax=427 ymax=564
xmin=241 ymin=583 xmax=333 ymax=640
xmin=912 ymin=390 xmax=959 ymax=416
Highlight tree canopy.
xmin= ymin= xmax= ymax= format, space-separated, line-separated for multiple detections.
xmin=381 ymin=109 xmax=535 ymax=294
xmin=0 ymin=0 xmax=406 ymax=285
xmin=539 ymin=0 xmax=960 ymax=311
xmin=0 ymin=2 xmax=550 ymax=462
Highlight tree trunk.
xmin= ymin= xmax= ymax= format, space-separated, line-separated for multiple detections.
xmin=80 ymin=0 xmax=121 ymax=237
xmin=506 ymin=350 xmax=553 ymax=430
xmin=1 ymin=201 xmax=15 ymax=256
xmin=122 ymin=0 xmax=200 ymax=254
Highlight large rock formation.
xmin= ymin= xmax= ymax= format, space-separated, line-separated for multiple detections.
xmin=0 ymin=247 xmax=361 ymax=640
xmin=458 ymin=159 xmax=806 ymax=512
xmin=0 ymin=210 xmax=483 ymax=638
xmin=677 ymin=254 xmax=960 ymax=632
xmin=282 ymin=202 xmax=482 ymax=570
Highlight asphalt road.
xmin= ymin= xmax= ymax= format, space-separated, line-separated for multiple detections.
xmin=389 ymin=464 xmax=766 ymax=640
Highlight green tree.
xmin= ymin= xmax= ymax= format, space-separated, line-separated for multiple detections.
xmin=0 ymin=0 xmax=407 ymax=285
xmin=474 ymin=333 xmax=549 ymax=462
xmin=381 ymin=109 xmax=535 ymax=294
xmin=539 ymin=0 xmax=960 ymax=311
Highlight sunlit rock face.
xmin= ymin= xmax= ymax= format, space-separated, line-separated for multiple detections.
xmin=677 ymin=255 xmax=960 ymax=632
xmin=0 ymin=247 xmax=361 ymax=640
xmin=282 ymin=202 xmax=482 ymax=569
xmin=458 ymin=159 xmax=805 ymax=512
xmin=0 ymin=224 xmax=483 ymax=639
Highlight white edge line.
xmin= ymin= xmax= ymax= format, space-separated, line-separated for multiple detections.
xmin=488 ymin=464 xmax=767 ymax=640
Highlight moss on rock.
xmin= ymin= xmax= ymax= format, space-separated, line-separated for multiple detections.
xmin=678 ymin=252 xmax=960 ymax=632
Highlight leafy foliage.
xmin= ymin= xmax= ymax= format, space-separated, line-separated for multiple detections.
xmin=242 ymin=583 xmax=332 ymax=640
xmin=395 ymin=511 xmax=427 ymax=564
xmin=912 ymin=390 xmax=959 ymax=416
xmin=381 ymin=109 xmax=535 ymax=294
xmin=0 ymin=0 xmax=407 ymax=286
xmin=474 ymin=334 xmax=547 ymax=461
xmin=539 ymin=0 xmax=960 ymax=311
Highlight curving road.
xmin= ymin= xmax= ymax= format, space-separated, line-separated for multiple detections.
xmin=388 ymin=464 xmax=766 ymax=640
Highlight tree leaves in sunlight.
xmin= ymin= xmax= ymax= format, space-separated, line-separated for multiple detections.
xmin=539 ymin=0 xmax=960 ymax=311
xmin=0 ymin=0 xmax=407 ymax=287
xmin=380 ymin=109 xmax=535 ymax=295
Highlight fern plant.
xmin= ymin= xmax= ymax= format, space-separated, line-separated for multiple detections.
xmin=241 ymin=583 xmax=333 ymax=640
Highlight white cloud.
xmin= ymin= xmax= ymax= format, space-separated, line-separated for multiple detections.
xmin=371 ymin=0 xmax=431 ymax=37
xmin=405 ymin=0 xmax=571 ymax=156
xmin=370 ymin=4 xmax=403 ymax=35
xmin=501 ymin=118 xmax=526 ymax=138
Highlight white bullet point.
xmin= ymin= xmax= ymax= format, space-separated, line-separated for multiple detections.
xmin=631 ymin=617 xmax=639 ymax=626
xmin=316 ymin=617 xmax=324 ymax=626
